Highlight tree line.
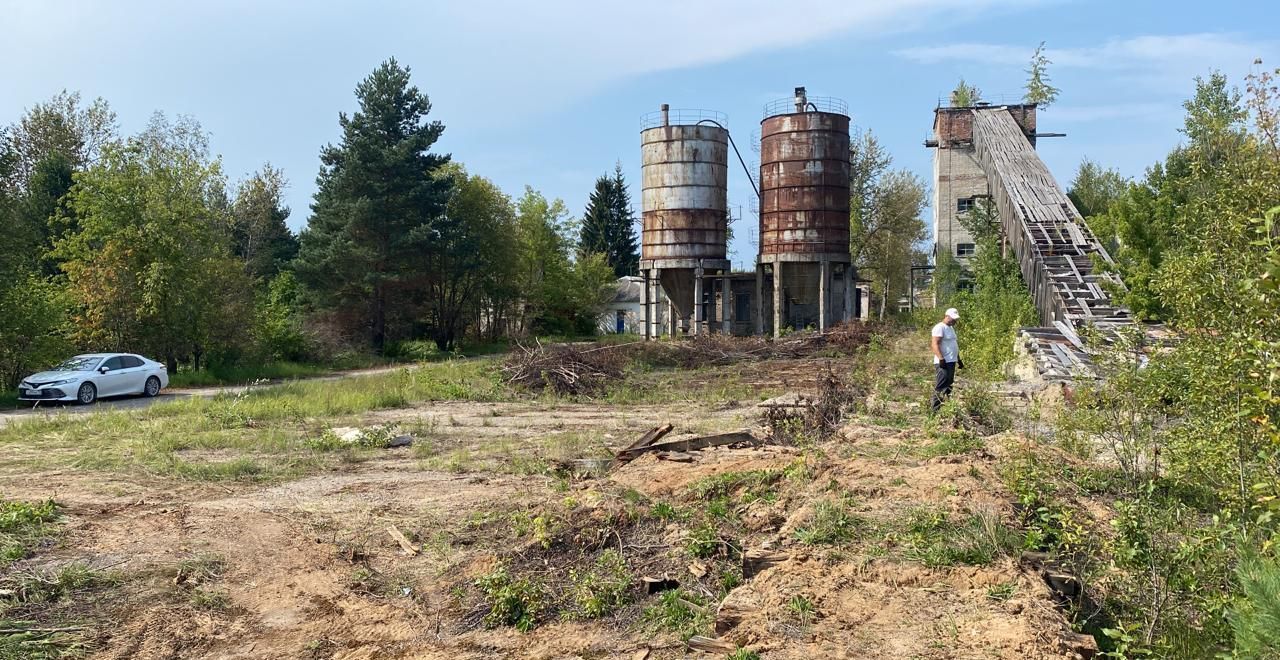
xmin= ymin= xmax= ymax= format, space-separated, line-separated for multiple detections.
xmin=1055 ymin=68 xmax=1280 ymax=656
xmin=0 ymin=59 xmax=641 ymax=387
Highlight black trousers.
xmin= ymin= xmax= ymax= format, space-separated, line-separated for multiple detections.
xmin=931 ymin=361 xmax=957 ymax=411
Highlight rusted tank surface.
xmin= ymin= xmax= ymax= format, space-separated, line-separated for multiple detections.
xmin=640 ymin=121 xmax=729 ymax=263
xmin=759 ymin=110 xmax=851 ymax=257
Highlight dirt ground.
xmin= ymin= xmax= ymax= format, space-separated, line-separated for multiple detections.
xmin=0 ymin=348 xmax=1092 ymax=659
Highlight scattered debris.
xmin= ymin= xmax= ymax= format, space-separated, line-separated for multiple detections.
xmin=615 ymin=427 xmax=758 ymax=465
xmin=613 ymin=424 xmax=673 ymax=466
xmin=1061 ymin=630 xmax=1099 ymax=659
xmin=715 ymin=593 xmax=762 ymax=635
xmin=387 ymin=434 xmax=413 ymax=448
xmin=386 ymin=525 xmax=418 ymax=556
xmin=642 ymin=575 xmax=680 ymax=595
xmin=742 ymin=549 xmax=788 ymax=579
xmin=762 ymin=367 xmax=860 ymax=442
xmin=687 ymin=561 xmax=708 ymax=578
xmin=686 ymin=635 xmax=737 ymax=654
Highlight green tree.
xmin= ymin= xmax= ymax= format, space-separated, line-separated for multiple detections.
xmin=4 ymin=90 xmax=116 ymax=192
xmin=1094 ymin=72 xmax=1252 ymax=320
xmin=1066 ymin=158 xmax=1128 ymax=220
xmin=20 ymin=152 xmax=76 ymax=273
xmin=950 ymin=79 xmax=982 ymax=107
xmin=296 ymin=59 xmax=452 ymax=353
xmin=231 ymin=164 xmax=298 ymax=283
xmin=1050 ymin=68 xmax=1280 ymax=656
xmin=425 ymin=165 xmax=515 ymax=350
xmin=847 ymin=129 xmax=927 ymax=317
xmin=54 ymin=113 xmax=252 ymax=371
xmin=847 ymin=128 xmax=893 ymax=267
xmin=1023 ymin=41 xmax=1060 ymax=108
xmin=513 ymin=187 xmax=573 ymax=335
xmin=578 ymin=163 xmax=638 ymax=277
xmin=254 ymin=271 xmax=311 ymax=362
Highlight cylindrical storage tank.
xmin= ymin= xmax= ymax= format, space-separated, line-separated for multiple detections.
xmin=759 ymin=103 xmax=850 ymax=258
xmin=641 ymin=116 xmax=729 ymax=263
xmin=640 ymin=108 xmax=729 ymax=319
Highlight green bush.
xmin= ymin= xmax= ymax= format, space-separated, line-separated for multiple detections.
xmin=475 ymin=565 xmax=544 ymax=632
xmin=568 ymin=550 xmax=631 ymax=619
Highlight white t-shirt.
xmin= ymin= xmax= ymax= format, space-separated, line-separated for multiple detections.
xmin=931 ymin=322 xmax=959 ymax=364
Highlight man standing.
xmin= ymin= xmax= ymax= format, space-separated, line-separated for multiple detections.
xmin=930 ymin=308 xmax=962 ymax=412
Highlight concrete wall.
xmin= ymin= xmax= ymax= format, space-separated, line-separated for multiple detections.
xmin=932 ymin=145 xmax=986 ymax=267
xmin=597 ymin=301 xmax=645 ymax=334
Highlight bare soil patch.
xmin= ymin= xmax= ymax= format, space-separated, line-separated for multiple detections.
xmin=0 ymin=344 xmax=1088 ymax=659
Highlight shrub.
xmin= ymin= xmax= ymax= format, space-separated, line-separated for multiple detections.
xmin=475 ymin=565 xmax=544 ymax=632
xmin=568 ymin=550 xmax=631 ymax=619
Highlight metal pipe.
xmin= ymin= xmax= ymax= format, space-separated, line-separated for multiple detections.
xmin=696 ymin=119 xmax=758 ymax=200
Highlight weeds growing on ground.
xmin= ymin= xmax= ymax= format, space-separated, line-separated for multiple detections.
xmin=475 ymin=564 xmax=545 ymax=632
xmin=641 ymin=589 xmax=711 ymax=640
xmin=897 ymin=506 xmax=1019 ymax=567
xmin=795 ymin=498 xmax=863 ymax=546
xmin=0 ymin=499 xmax=58 ymax=566
xmin=567 ymin=549 xmax=631 ymax=619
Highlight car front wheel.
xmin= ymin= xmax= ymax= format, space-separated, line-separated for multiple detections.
xmin=77 ymin=382 xmax=97 ymax=405
xmin=144 ymin=376 xmax=161 ymax=397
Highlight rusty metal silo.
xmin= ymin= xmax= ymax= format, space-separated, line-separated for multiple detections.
xmin=639 ymin=105 xmax=732 ymax=338
xmin=756 ymin=88 xmax=855 ymax=336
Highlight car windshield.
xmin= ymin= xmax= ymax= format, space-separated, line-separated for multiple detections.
xmin=52 ymin=356 xmax=102 ymax=372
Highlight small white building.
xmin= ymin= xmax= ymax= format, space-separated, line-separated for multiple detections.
xmin=597 ymin=276 xmax=646 ymax=334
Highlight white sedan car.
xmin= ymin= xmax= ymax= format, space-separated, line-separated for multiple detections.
xmin=18 ymin=353 xmax=169 ymax=404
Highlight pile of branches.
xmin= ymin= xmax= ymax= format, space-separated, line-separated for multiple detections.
xmin=501 ymin=342 xmax=627 ymax=395
xmin=502 ymin=322 xmax=888 ymax=395
xmin=762 ymin=367 xmax=865 ymax=443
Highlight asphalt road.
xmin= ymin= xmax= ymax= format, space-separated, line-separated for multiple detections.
xmin=0 ymin=364 xmax=418 ymax=429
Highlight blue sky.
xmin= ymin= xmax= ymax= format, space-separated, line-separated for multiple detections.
xmin=3 ymin=0 xmax=1276 ymax=270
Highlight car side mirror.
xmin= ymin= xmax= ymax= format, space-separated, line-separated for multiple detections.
xmin=99 ymin=366 xmax=109 ymax=373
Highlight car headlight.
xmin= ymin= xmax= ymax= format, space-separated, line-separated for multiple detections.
xmin=47 ymin=379 xmax=76 ymax=387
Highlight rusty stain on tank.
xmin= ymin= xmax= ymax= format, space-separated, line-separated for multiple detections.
xmin=640 ymin=114 xmax=729 ymax=263
xmin=759 ymin=110 xmax=851 ymax=257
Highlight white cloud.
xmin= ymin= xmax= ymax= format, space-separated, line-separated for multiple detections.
xmin=425 ymin=0 xmax=1045 ymax=111
xmin=894 ymin=33 xmax=1275 ymax=82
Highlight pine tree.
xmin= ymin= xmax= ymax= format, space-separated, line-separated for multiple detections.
xmin=951 ymin=79 xmax=982 ymax=107
xmin=1024 ymin=42 xmax=1060 ymax=108
xmin=579 ymin=163 xmax=638 ymax=277
xmin=232 ymin=164 xmax=298 ymax=283
xmin=295 ymin=59 xmax=451 ymax=352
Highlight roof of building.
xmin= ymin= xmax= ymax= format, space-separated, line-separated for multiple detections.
xmin=611 ymin=276 xmax=643 ymax=304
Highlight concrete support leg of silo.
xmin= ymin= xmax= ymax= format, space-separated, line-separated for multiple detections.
xmin=772 ymin=261 xmax=784 ymax=338
xmin=819 ymin=258 xmax=830 ymax=333
xmin=842 ymin=265 xmax=854 ymax=322
xmin=721 ymin=272 xmax=731 ymax=335
xmin=693 ymin=267 xmax=704 ymax=337
xmin=642 ymin=270 xmax=651 ymax=340
xmin=755 ymin=267 xmax=764 ymax=336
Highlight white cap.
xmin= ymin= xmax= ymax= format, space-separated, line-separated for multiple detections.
xmin=945 ymin=307 xmax=960 ymax=319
